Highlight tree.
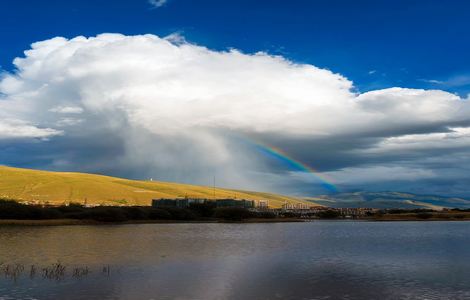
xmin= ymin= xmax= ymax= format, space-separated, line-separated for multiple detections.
xmin=213 ymin=207 xmax=252 ymax=221
xmin=317 ymin=210 xmax=341 ymax=219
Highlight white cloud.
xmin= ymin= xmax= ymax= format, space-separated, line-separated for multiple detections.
xmin=0 ymin=33 xmax=358 ymax=137
xmin=325 ymin=166 xmax=436 ymax=184
xmin=1 ymin=33 xmax=470 ymax=194
xmin=3 ymin=34 xmax=467 ymax=139
xmin=419 ymin=75 xmax=470 ymax=87
xmin=55 ymin=118 xmax=84 ymax=127
xmin=4 ymin=33 xmax=467 ymax=140
xmin=354 ymin=88 xmax=469 ymax=134
xmin=360 ymin=127 xmax=470 ymax=153
xmin=164 ymin=32 xmax=187 ymax=45
xmin=148 ymin=0 xmax=167 ymax=8
xmin=0 ymin=119 xmax=62 ymax=139
xmin=418 ymin=78 xmax=444 ymax=84
xmin=49 ymin=106 xmax=84 ymax=114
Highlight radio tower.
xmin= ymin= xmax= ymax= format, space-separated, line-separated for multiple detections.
xmin=213 ymin=176 xmax=216 ymax=200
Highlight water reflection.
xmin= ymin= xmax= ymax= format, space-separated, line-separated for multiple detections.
xmin=1 ymin=222 xmax=470 ymax=299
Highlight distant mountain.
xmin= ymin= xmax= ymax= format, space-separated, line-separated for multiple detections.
xmin=305 ymin=191 xmax=470 ymax=210
xmin=0 ymin=166 xmax=313 ymax=208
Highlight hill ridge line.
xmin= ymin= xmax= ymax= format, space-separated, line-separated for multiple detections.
xmin=0 ymin=166 xmax=313 ymax=208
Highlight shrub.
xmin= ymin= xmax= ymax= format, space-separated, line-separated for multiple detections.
xmin=163 ymin=208 xmax=197 ymax=220
xmin=0 ymin=200 xmax=27 ymax=219
xmin=252 ymin=211 xmax=276 ymax=219
xmin=64 ymin=211 xmax=90 ymax=220
xmin=87 ymin=207 xmax=128 ymax=222
xmin=189 ymin=202 xmax=216 ymax=218
xmin=38 ymin=208 xmax=63 ymax=219
xmin=317 ymin=210 xmax=341 ymax=219
xmin=0 ymin=200 xmax=55 ymax=219
xmin=123 ymin=207 xmax=149 ymax=220
xmin=56 ymin=203 xmax=86 ymax=214
xmin=416 ymin=212 xmax=432 ymax=219
xmin=388 ymin=209 xmax=406 ymax=214
xmin=282 ymin=212 xmax=301 ymax=218
xmin=148 ymin=208 xmax=172 ymax=220
xmin=213 ymin=207 xmax=252 ymax=221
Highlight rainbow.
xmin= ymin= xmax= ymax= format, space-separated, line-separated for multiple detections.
xmin=242 ymin=138 xmax=338 ymax=193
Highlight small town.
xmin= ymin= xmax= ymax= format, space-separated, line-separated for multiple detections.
xmin=152 ymin=197 xmax=378 ymax=219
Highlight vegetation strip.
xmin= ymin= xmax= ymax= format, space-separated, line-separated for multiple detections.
xmin=1 ymin=199 xmax=470 ymax=225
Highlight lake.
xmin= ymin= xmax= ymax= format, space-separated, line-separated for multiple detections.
xmin=1 ymin=221 xmax=470 ymax=299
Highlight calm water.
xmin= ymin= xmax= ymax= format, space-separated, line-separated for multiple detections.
xmin=1 ymin=221 xmax=470 ymax=300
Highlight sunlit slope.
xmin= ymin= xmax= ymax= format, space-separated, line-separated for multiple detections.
xmin=0 ymin=166 xmax=312 ymax=207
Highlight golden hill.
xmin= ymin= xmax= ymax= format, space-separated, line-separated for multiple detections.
xmin=0 ymin=166 xmax=313 ymax=208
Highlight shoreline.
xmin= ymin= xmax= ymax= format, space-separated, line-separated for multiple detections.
xmin=0 ymin=218 xmax=306 ymax=226
xmin=1 ymin=217 xmax=470 ymax=226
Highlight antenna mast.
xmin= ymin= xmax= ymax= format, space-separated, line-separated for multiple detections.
xmin=213 ymin=175 xmax=216 ymax=200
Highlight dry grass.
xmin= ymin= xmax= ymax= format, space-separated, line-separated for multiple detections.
xmin=0 ymin=166 xmax=313 ymax=208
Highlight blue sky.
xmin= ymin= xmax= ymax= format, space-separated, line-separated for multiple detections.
xmin=1 ymin=0 xmax=470 ymax=95
xmin=1 ymin=0 xmax=470 ymax=197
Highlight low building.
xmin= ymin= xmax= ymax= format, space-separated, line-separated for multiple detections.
xmin=152 ymin=198 xmax=210 ymax=208
xmin=152 ymin=199 xmax=179 ymax=208
xmin=152 ymin=198 xmax=255 ymax=209
xmin=256 ymin=200 xmax=269 ymax=209
xmin=282 ymin=202 xmax=311 ymax=210
xmin=216 ymin=199 xmax=254 ymax=208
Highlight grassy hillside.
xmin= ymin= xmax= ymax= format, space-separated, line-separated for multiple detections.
xmin=0 ymin=166 xmax=311 ymax=208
